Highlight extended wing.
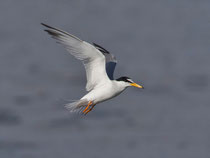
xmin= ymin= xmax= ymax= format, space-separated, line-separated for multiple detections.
xmin=42 ymin=23 xmax=110 ymax=91
xmin=93 ymin=43 xmax=117 ymax=80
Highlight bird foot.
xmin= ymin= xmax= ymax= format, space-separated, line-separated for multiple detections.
xmin=82 ymin=101 xmax=95 ymax=115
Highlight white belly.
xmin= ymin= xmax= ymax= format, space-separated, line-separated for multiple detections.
xmin=81 ymin=81 xmax=126 ymax=104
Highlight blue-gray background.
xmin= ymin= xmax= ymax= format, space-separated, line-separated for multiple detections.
xmin=1 ymin=0 xmax=210 ymax=158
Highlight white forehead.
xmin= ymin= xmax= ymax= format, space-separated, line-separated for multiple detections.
xmin=127 ymin=79 xmax=133 ymax=83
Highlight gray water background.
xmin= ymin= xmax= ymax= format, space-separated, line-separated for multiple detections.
xmin=0 ymin=0 xmax=210 ymax=158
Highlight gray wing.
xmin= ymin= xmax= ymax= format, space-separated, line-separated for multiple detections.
xmin=42 ymin=23 xmax=110 ymax=91
xmin=93 ymin=43 xmax=117 ymax=80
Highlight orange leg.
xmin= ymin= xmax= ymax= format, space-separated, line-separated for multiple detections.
xmin=82 ymin=101 xmax=92 ymax=114
xmin=84 ymin=104 xmax=95 ymax=115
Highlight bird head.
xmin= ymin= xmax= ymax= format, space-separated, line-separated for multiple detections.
xmin=116 ymin=76 xmax=144 ymax=89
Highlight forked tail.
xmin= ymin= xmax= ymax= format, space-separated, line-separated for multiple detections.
xmin=65 ymin=99 xmax=89 ymax=112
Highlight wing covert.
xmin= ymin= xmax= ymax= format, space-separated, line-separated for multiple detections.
xmin=42 ymin=23 xmax=110 ymax=91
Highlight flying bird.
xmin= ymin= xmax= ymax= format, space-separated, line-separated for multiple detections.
xmin=41 ymin=23 xmax=144 ymax=115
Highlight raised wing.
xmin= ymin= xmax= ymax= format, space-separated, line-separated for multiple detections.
xmin=42 ymin=23 xmax=110 ymax=91
xmin=93 ymin=43 xmax=117 ymax=80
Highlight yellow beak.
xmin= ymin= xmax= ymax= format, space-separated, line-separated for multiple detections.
xmin=130 ymin=83 xmax=144 ymax=89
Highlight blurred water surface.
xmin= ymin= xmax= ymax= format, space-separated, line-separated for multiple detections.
xmin=0 ymin=0 xmax=210 ymax=158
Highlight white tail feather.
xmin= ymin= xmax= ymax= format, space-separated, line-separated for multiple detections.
xmin=65 ymin=99 xmax=89 ymax=112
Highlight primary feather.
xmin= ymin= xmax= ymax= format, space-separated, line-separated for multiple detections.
xmin=93 ymin=43 xmax=117 ymax=80
xmin=41 ymin=23 xmax=110 ymax=91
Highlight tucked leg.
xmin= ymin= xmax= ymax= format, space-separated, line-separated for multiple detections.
xmin=84 ymin=104 xmax=96 ymax=115
xmin=82 ymin=101 xmax=92 ymax=114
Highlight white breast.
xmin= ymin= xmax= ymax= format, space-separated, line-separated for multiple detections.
xmin=81 ymin=80 xmax=127 ymax=104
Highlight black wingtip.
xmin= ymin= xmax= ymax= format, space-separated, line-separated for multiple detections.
xmin=41 ymin=23 xmax=47 ymax=27
xmin=93 ymin=43 xmax=110 ymax=54
xmin=41 ymin=23 xmax=54 ymax=29
xmin=41 ymin=23 xmax=62 ymax=37
xmin=44 ymin=29 xmax=60 ymax=37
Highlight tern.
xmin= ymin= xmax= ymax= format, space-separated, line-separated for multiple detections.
xmin=42 ymin=23 xmax=144 ymax=115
